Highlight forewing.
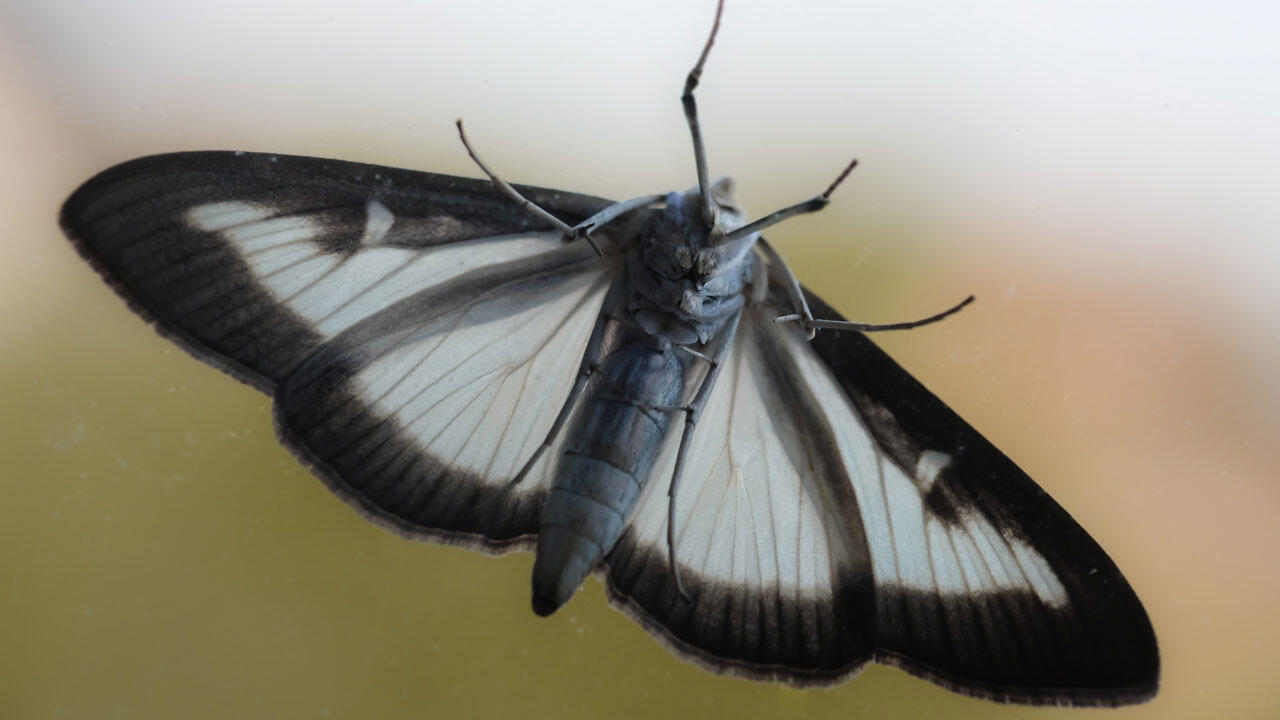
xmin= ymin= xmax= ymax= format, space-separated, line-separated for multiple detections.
xmin=60 ymin=151 xmax=612 ymax=390
xmin=803 ymin=292 xmax=1159 ymax=704
xmin=604 ymin=290 xmax=1158 ymax=704
xmin=62 ymin=151 xmax=618 ymax=549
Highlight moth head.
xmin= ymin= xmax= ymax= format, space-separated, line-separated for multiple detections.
xmin=642 ymin=186 xmax=753 ymax=284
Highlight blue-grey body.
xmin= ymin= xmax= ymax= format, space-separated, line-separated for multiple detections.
xmin=532 ymin=335 xmax=687 ymax=614
xmin=531 ymin=189 xmax=757 ymax=614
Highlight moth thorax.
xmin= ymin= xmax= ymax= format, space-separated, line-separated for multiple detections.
xmin=700 ymin=231 xmax=756 ymax=276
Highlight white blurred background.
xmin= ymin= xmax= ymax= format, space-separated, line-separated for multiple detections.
xmin=3 ymin=1 xmax=1277 ymax=718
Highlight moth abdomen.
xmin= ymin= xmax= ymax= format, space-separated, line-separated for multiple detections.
xmin=531 ymin=341 xmax=685 ymax=616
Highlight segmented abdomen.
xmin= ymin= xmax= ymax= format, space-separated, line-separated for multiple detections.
xmin=531 ymin=341 xmax=685 ymax=615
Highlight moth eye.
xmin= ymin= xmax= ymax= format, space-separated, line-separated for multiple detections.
xmin=674 ymin=246 xmax=693 ymax=270
xmin=695 ymin=250 xmax=716 ymax=276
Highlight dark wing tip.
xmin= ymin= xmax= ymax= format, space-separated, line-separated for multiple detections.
xmin=58 ymin=152 xmax=282 ymax=393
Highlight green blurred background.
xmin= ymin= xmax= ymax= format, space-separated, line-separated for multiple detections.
xmin=3 ymin=0 xmax=1277 ymax=718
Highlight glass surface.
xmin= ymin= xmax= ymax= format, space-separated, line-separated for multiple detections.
xmin=3 ymin=1 xmax=1277 ymax=718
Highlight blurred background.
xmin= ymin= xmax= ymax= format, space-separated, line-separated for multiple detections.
xmin=3 ymin=0 xmax=1277 ymax=717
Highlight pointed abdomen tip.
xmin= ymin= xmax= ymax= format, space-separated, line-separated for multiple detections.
xmin=531 ymin=593 xmax=562 ymax=617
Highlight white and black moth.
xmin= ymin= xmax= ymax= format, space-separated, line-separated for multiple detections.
xmin=60 ymin=1 xmax=1157 ymax=706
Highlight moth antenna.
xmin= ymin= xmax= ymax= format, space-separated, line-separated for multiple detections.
xmin=683 ymin=0 xmax=726 ymax=230
xmin=722 ymin=157 xmax=859 ymax=242
xmin=455 ymin=119 xmax=604 ymax=257
xmin=776 ymin=294 xmax=976 ymax=333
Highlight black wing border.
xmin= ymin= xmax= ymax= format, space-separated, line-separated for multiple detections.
xmin=59 ymin=150 xmax=614 ymax=393
xmin=597 ymin=288 xmax=1159 ymax=703
xmin=803 ymin=290 xmax=1160 ymax=705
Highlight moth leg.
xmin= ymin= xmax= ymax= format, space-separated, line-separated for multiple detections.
xmin=758 ymin=237 xmax=817 ymax=339
xmin=776 ymin=295 xmax=976 ymax=334
xmin=454 ymin=119 xmax=604 ymax=257
xmin=565 ymin=194 xmax=666 ymax=244
xmin=506 ymin=279 xmax=629 ymax=487
xmin=665 ymin=309 xmax=744 ymax=599
xmin=760 ymin=236 xmax=975 ymax=335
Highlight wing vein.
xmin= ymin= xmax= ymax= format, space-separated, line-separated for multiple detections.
xmin=482 ymin=361 xmax=534 ymax=479
xmin=312 ymin=252 xmax=421 ymax=326
xmin=878 ymin=455 xmax=902 ymax=584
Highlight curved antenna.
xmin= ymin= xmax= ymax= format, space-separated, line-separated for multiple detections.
xmin=682 ymin=0 xmax=726 ymax=229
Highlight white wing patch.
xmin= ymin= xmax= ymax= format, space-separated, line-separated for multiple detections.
xmin=626 ymin=319 xmax=858 ymax=596
xmin=621 ymin=312 xmax=1067 ymax=608
xmin=184 ymin=200 xmax=574 ymax=338
xmin=185 ymin=200 xmax=276 ymax=232
xmin=359 ymin=199 xmax=395 ymax=246
xmin=350 ymin=267 xmax=611 ymax=490
xmin=778 ymin=324 xmax=1070 ymax=609
xmin=914 ymin=450 xmax=951 ymax=493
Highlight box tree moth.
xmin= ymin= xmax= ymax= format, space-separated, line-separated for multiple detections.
xmin=59 ymin=0 xmax=1157 ymax=706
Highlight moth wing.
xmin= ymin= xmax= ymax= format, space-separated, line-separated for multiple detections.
xmin=61 ymin=151 xmax=619 ymax=549
xmin=802 ymin=291 xmax=1158 ymax=704
xmin=602 ymin=285 xmax=1158 ymax=705
xmin=275 ymin=240 xmax=614 ymax=548
xmin=61 ymin=151 xmax=613 ymax=390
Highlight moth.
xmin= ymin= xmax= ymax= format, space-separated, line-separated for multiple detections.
xmin=60 ymin=0 xmax=1157 ymax=706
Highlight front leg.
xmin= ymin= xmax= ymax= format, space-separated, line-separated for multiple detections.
xmin=664 ymin=309 xmax=744 ymax=599
xmin=757 ymin=237 xmax=816 ymax=339
xmin=506 ymin=275 xmax=630 ymax=487
xmin=760 ymin=237 xmax=974 ymax=336
xmin=564 ymin=194 xmax=666 ymax=246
